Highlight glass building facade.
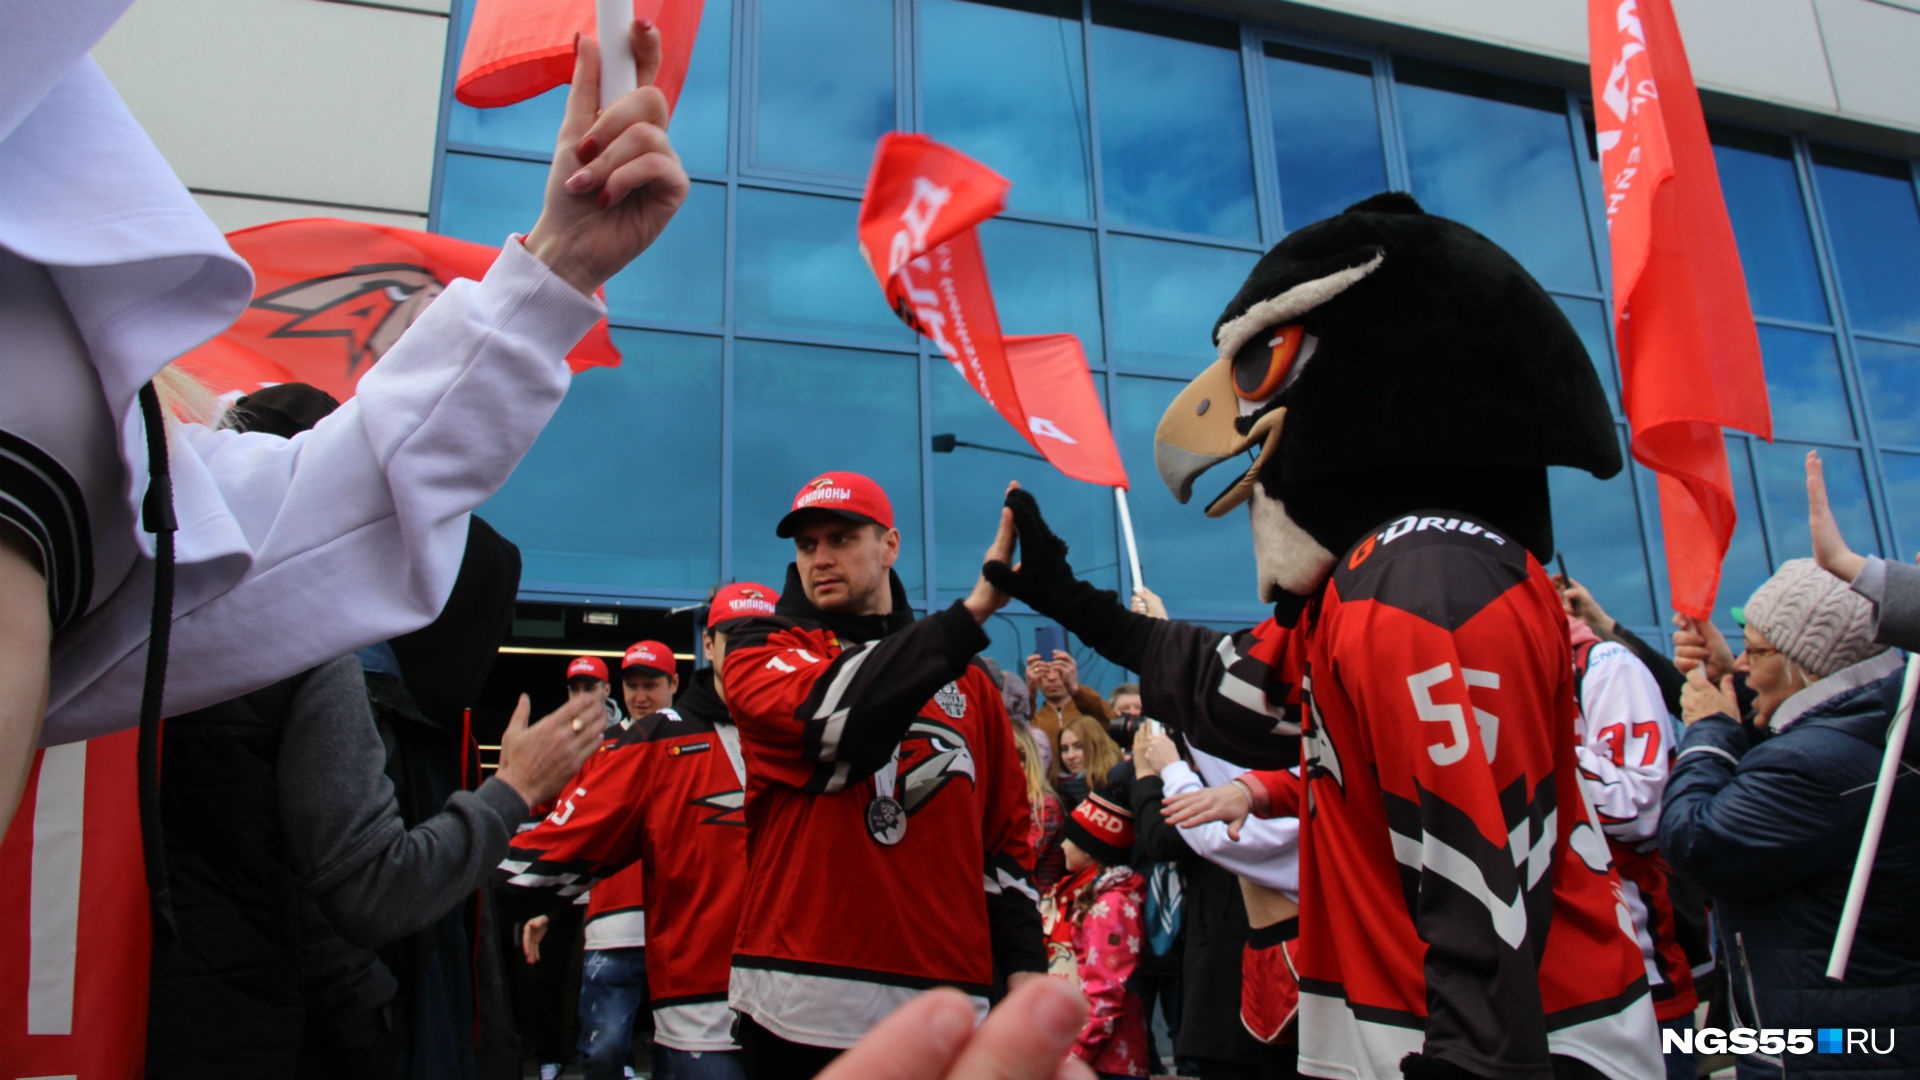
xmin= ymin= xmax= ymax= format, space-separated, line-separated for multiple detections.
xmin=431 ymin=0 xmax=1920 ymax=677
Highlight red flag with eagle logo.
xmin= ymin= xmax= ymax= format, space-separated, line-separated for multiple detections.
xmin=455 ymin=0 xmax=705 ymax=111
xmin=1589 ymin=0 xmax=1771 ymax=619
xmin=175 ymin=218 xmax=621 ymax=402
xmin=857 ymin=134 xmax=1127 ymax=489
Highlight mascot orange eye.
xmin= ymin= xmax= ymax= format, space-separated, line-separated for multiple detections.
xmin=1233 ymin=324 xmax=1305 ymax=401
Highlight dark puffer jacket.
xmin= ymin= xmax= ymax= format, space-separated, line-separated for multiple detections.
xmin=1660 ymin=650 xmax=1920 ymax=1078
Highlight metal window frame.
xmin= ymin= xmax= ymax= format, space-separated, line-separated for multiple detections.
xmin=429 ymin=0 xmax=1920 ymax=628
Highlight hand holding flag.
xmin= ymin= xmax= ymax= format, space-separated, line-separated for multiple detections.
xmin=524 ymin=22 xmax=690 ymax=296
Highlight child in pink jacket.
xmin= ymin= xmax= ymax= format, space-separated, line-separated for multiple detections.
xmin=1044 ymin=784 xmax=1149 ymax=1079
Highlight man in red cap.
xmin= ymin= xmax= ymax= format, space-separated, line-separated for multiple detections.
xmin=720 ymin=471 xmax=1043 ymax=1078
xmin=497 ymin=583 xmax=782 ymax=1080
xmin=570 ymin=640 xmax=677 ymax=1080
xmin=618 ymin=640 xmax=678 ymax=726
xmin=566 ymin=654 xmax=622 ymax=734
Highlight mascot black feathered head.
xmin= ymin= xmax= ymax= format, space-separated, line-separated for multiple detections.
xmin=1154 ymin=192 xmax=1621 ymax=601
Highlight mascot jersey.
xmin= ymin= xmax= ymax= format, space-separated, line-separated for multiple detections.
xmin=721 ymin=581 xmax=1042 ymax=1048
xmin=1241 ymin=514 xmax=1659 ymax=1080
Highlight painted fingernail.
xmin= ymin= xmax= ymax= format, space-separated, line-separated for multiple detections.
xmin=565 ymin=168 xmax=594 ymax=194
xmin=636 ymin=17 xmax=654 ymax=32
xmin=597 ymin=188 xmax=615 ymax=210
xmin=576 ymin=135 xmax=601 ymax=163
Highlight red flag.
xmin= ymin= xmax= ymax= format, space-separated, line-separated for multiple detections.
xmin=455 ymin=0 xmax=705 ymax=112
xmin=0 ymin=732 xmax=150 ymax=1078
xmin=175 ymin=219 xmax=621 ymax=403
xmin=858 ymin=134 xmax=1128 ymax=488
xmin=1589 ymin=0 xmax=1771 ymax=619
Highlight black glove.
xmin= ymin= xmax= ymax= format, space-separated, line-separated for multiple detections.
xmin=983 ymin=488 xmax=1155 ymax=668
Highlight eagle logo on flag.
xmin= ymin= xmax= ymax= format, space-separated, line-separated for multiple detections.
xmin=253 ymin=263 xmax=445 ymax=379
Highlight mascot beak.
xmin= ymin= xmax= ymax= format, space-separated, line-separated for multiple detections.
xmin=1155 ymin=358 xmax=1286 ymax=519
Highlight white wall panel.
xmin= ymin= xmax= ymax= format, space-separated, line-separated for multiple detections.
xmin=193 ymin=193 xmax=427 ymax=234
xmin=1813 ymin=0 xmax=1920 ymax=133
xmin=1671 ymin=0 xmax=1837 ymax=114
xmin=92 ymin=0 xmax=447 ymax=216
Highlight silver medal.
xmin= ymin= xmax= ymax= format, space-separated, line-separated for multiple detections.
xmin=866 ymin=795 xmax=907 ymax=846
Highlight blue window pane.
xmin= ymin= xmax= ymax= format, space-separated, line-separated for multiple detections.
xmin=441 ymin=155 xmax=725 ymax=327
xmin=1710 ymin=127 xmax=1828 ymax=325
xmin=1114 ymin=375 xmax=1262 ymax=618
xmin=438 ymin=152 xmax=544 ymax=246
xmin=753 ymin=0 xmax=893 ymax=177
xmin=1106 ymin=235 xmax=1257 ymax=374
xmin=1091 ymin=3 xmax=1257 ymax=241
xmin=1554 ymin=294 xmax=1619 ymax=409
xmin=977 ymin=218 xmax=1103 ymax=359
xmin=1812 ymin=146 xmax=1920 ymax=340
xmin=921 ymin=0 xmax=1091 ymax=219
xmin=1855 ymin=339 xmax=1920 ymax=447
xmin=732 ymin=341 xmax=924 ymax=594
xmin=1758 ymin=327 xmax=1852 ymax=441
xmin=483 ymin=330 xmax=721 ymax=592
xmin=1550 ymin=429 xmax=1652 ymax=627
xmin=1877 ymin=451 xmax=1920 ymax=560
xmin=930 ymin=357 xmax=1118 ymax=599
xmin=672 ymin=0 xmax=733 ymax=174
xmin=447 ymin=86 xmax=568 ymax=159
xmin=1395 ymin=59 xmax=1597 ymax=292
xmin=604 ymin=180 xmax=726 ymax=326
xmin=1755 ymin=440 xmax=1879 ymax=562
xmin=735 ymin=189 xmax=916 ymax=345
xmin=1719 ymin=442 xmax=1773 ymax=621
xmin=1263 ymin=44 xmax=1388 ymax=231
xmin=445 ymin=0 xmax=730 ymax=172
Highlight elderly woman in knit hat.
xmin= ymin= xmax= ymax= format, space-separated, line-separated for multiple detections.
xmin=1660 ymin=553 xmax=1920 ymax=1078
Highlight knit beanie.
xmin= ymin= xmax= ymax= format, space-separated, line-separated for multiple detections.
xmin=1743 ymin=558 xmax=1887 ymax=679
xmin=1063 ymin=783 xmax=1135 ymax=865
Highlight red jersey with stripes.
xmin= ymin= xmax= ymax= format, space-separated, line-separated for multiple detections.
xmin=1243 ymin=513 xmax=1659 ymax=1079
xmin=497 ymin=672 xmax=746 ymax=1051
xmin=721 ymin=590 xmax=1042 ymax=1049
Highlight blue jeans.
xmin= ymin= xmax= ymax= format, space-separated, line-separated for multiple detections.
xmin=654 ymin=1045 xmax=749 ymax=1080
xmin=1661 ymin=1015 xmax=1698 ymax=1080
xmin=577 ymin=947 xmax=649 ymax=1080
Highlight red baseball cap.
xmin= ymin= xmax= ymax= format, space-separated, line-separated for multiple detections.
xmin=621 ymin=640 xmax=676 ymax=678
xmin=707 ymin=581 xmax=779 ymax=631
xmin=775 ymin=471 xmax=895 ymax=538
xmin=565 ymin=656 xmax=609 ymax=683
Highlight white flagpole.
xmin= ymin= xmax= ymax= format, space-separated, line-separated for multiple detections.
xmin=1826 ymin=649 xmax=1920 ymax=981
xmin=596 ymin=0 xmax=638 ymax=110
xmin=1114 ymin=488 xmax=1144 ymax=596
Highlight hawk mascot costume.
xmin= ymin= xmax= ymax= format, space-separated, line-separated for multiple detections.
xmin=984 ymin=193 xmax=1662 ymax=1080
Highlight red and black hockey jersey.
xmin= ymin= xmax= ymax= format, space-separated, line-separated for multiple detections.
xmin=721 ymin=569 xmax=1042 ymax=1049
xmin=497 ymin=671 xmax=747 ymax=1052
xmin=1170 ymin=513 xmax=1659 ymax=1079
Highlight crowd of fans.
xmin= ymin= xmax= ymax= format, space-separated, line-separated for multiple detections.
xmin=8 ymin=9 xmax=1918 ymax=1079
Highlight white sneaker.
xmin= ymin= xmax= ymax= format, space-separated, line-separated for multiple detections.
xmin=624 ymin=1069 xmax=637 ymax=1079
xmin=538 ymin=1065 xmax=562 ymax=1080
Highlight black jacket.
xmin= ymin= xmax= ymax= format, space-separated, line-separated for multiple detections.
xmin=1661 ymin=650 xmax=1920 ymax=1077
xmin=1130 ymin=772 xmax=1264 ymax=1068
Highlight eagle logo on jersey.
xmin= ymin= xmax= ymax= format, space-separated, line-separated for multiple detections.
xmin=899 ymin=718 xmax=976 ymax=814
xmin=692 ymin=786 xmax=747 ymax=828
xmin=253 ymin=264 xmax=445 ymax=379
